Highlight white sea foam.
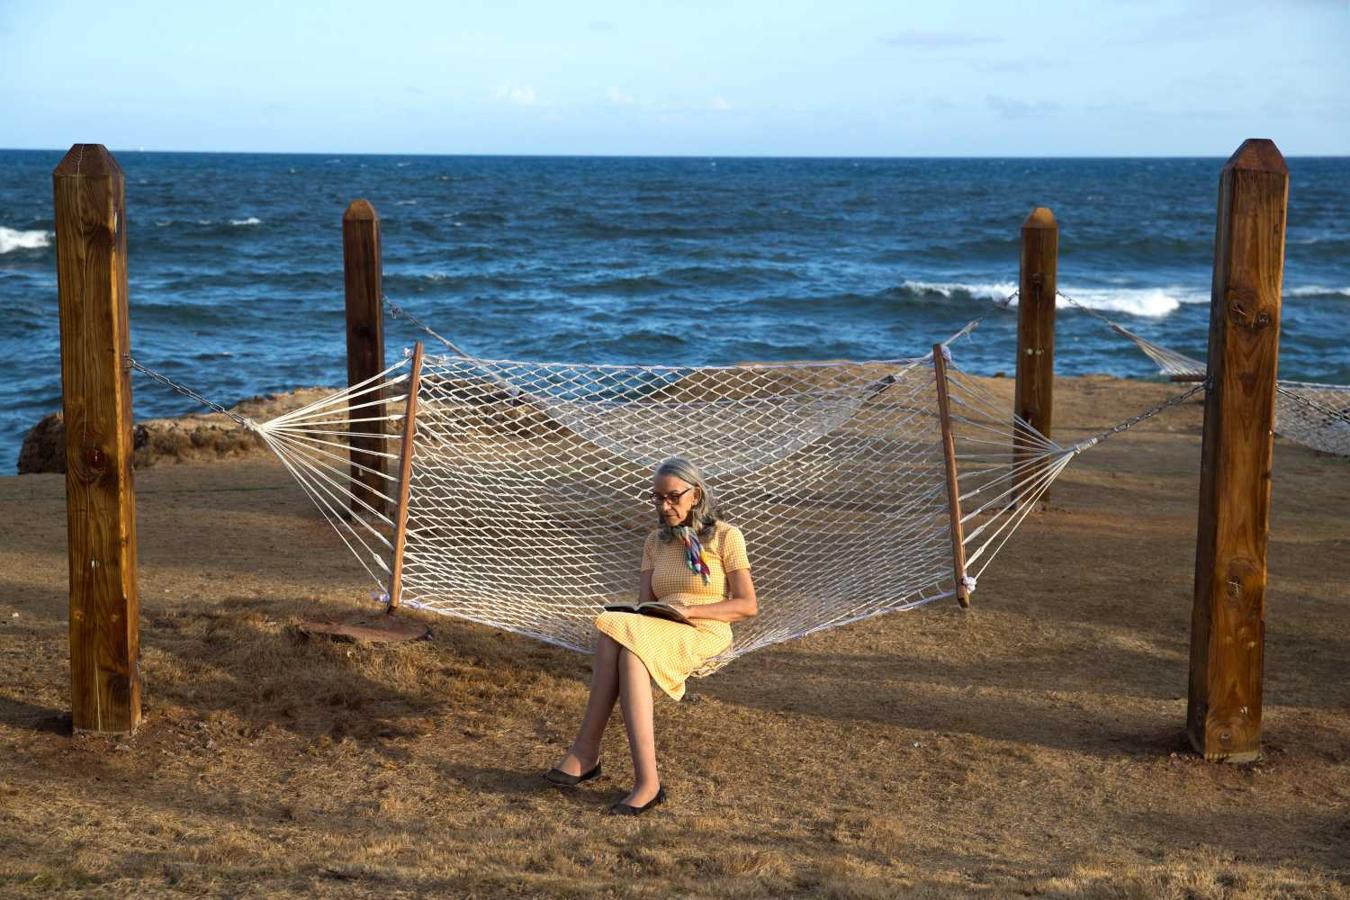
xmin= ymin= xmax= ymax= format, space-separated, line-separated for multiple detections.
xmin=395 ymin=200 xmax=417 ymax=206
xmin=0 ymin=227 xmax=51 ymax=254
xmin=1053 ymin=286 xmax=1197 ymax=317
xmin=1288 ymin=285 xmax=1350 ymax=298
xmin=900 ymin=280 xmax=1018 ymax=302
xmin=901 ymin=279 xmax=1205 ymax=317
xmin=230 ymin=216 xmax=262 ymax=226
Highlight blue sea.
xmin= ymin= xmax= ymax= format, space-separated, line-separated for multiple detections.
xmin=1 ymin=150 xmax=1347 ymax=473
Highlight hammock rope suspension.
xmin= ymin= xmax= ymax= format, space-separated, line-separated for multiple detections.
xmin=1056 ymin=290 xmax=1349 ymax=457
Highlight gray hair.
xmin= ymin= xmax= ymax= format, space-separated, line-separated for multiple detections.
xmin=654 ymin=456 xmax=719 ymax=542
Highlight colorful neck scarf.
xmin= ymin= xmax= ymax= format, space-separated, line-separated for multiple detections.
xmin=673 ymin=525 xmax=711 ymax=585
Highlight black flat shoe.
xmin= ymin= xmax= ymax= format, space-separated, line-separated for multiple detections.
xmin=608 ymin=786 xmax=666 ymax=815
xmin=543 ymin=762 xmax=602 ymax=786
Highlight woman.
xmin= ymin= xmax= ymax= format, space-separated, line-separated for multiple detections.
xmin=544 ymin=456 xmax=758 ymax=815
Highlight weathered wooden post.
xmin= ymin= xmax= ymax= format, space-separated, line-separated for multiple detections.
xmin=1187 ymin=139 xmax=1288 ymax=762
xmin=53 ymin=144 xmax=141 ymax=733
xmin=342 ymin=199 xmax=387 ymax=517
xmin=1013 ymin=207 xmax=1058 ymax=505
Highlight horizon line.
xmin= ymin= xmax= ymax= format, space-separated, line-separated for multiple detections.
xmin=4 ymin=146 xmax=1347 ymax=161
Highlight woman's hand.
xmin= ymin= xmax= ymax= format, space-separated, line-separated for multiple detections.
xmin=659 ymin=595 xmax=698 ymax=620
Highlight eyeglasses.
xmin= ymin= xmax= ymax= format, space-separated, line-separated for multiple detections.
xmin=649 ymin=488 xmax=694 ymax=506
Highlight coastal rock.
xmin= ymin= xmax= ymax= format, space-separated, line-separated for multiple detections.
xmin=17 ymin=412 xmax=72 ymax=474
xmin=17 ymin=388 xmax=342 ymax=474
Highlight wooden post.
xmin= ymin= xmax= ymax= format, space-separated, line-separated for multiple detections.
xmin=932 ymin=344 xmax=971 ymax=609
xmin=387 ymin=342 xmax=425 ymax=612
xmin=342 ymin=199 xmax=387 ymax=517
xmin=53 ymin=144 xmax=141 ymax=733
xmin=1187 ymin=139 xmax=1288 ymax=763
xmin=1013 ymin=206 xmax=1058 ymax=505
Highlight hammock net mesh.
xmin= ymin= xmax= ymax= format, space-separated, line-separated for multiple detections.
xmin=252 ymin=344 xmax=1070 ymax=676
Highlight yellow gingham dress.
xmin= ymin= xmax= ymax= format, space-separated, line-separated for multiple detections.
xmin=594 ymin=522 xmax=750 ymax=700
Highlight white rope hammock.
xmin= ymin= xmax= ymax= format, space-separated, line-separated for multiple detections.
xmin=156 ymin=322 xmax=1192 ymax=679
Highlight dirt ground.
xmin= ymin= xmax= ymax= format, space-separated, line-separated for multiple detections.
xmin=0 ymin=375 xmax=1346 ymax=898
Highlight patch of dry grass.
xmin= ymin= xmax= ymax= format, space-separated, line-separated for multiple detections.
xmin=0 ymin=376 xmax=1346 ymax=897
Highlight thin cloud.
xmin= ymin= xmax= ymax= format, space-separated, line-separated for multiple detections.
xmin=974 ymin=58 xmax=1067 ymax=74
xmin=607 ymin=94 xmax=734 ymax=113
xmin=986 ymin=95 xmax=1059 ymax=119
xmin=494 ymin=82 xmax=538 ymax=106
xmin=880 ymin=30 xmax=998 ymax=49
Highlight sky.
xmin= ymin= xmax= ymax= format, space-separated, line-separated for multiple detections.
xmin=2 ymin=0 xmax=1347 ymax=157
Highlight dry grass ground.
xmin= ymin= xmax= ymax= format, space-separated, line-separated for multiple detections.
xmin=0 ymin=376 xmax=1346 ymax=898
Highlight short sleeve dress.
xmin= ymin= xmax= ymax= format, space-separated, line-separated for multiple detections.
xmin=593 ymin=521 xmax=751 ymax=701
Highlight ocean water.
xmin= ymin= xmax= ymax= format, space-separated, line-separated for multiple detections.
xmin=1 ymin=150 xmax=1346 ymax=473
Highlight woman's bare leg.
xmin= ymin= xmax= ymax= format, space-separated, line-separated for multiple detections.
xmin=617 ymin=646 xmax=661 ymax=806
xmin=553 ymin=631 xmax=621 ymax=775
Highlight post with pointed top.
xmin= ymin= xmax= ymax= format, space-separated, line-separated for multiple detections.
xmin=1187 ymin=139 xmax=1288 ymax=763
xmin=53 ymin=144 xmax=141 ymax=733
xmin=342 ymin=199 xmax=387 ymax=517
xmin=1013 ymin=207 xmax=1058 ymax=505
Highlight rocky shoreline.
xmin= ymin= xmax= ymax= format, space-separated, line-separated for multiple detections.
xmin=16 ymin=387 xmax=337 ymax=474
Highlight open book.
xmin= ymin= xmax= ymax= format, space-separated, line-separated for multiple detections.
xmin=602 ymin=601 xmax=693 ymax=625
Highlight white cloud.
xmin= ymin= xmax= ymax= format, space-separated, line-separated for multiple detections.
xmin=709 ymin=96 xmax=732 ymax=111
xmin=606 ymin=86 xmax=634 ymax=106
xmin=494 ymin=82 xmax=537 ymax=106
